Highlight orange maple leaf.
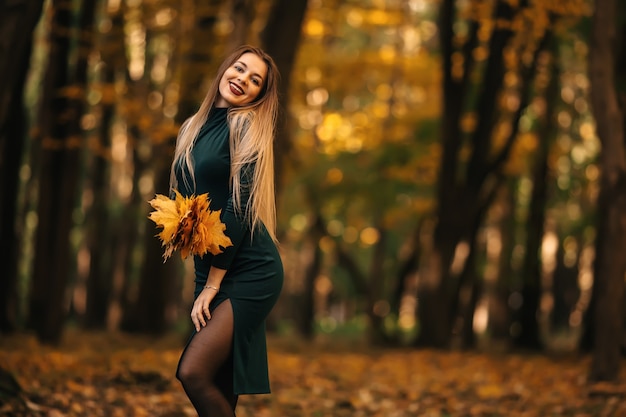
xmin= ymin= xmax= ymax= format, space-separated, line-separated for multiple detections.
xmin=148 ymin=191 xmax=233 ymax=262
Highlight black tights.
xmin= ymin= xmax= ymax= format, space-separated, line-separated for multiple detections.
xmin=176 ymin=299 xmax=238 ymax=416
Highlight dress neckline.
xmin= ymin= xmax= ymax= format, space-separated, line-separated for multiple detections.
xmin=205 ymin=106 xmax=228 ymax=125
xmin=212 ymin=106 xmax=228 ymax=114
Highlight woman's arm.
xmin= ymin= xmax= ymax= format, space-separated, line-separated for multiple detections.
xmin=191 ymin=162 xmax=255 ymax=331
xmin=210 ymin=162 xmax=255 ymax=270
xmin=191 ymin=266 xmax=227 ymax=331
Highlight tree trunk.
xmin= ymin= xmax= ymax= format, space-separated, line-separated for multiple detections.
xmin=588 ymin=0 xmax=626 ymax=382
xmin=29 ymin=0 xmax=82 ymax=344
xmin=83 ymin=108 xmax=114 ymax=329
xmin=84 ymin=3 xmax=123 ymax=329
xmin=391 ymin=227 xmax=422 ymax=319
xmin=515 ymin=54 xmax=559 ymax=350
xmin=0 ymin=0 xmax=45 ymax=332
xmin=63 ymin=0 xmax=98 ymax=326
xmin=367 ymin=227 xmax=388 ymax=344
xmin=417 ymin=0 xmax=516 ymax=348
xmin=119 ymin=149 xmax=178 ymax=334
xmin=333 ymin=221 xmax=389 ymax=343
xmin=117 ymin=125 xmax=149 ymax=331
xmin=550 ymin=244 xmax=580 ymax=331
xmin=489 ymin=183 xmax=517 ymax=345
xmin=0 ymin=0 xmax=44 ymax=126
xmin=420 ymin=0 xmax=549 ymax=348
xmin=127 ymin=164 xmax=181 ymax=334
xmin=260 ymin=0 xmax=309 ymax=195
xmin=120 ymin=40 xmax=166 ymax=334
xmin=296 ymin=215 xmax=324 ymax=338
xmin=515 ymin=161 xmax=546 ymax=349
xmin=453 ymin=179 xmax=505 ymax=348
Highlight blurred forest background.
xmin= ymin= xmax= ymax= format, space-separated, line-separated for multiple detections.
xmin=1 ymin=0 xmax=626 ymax=401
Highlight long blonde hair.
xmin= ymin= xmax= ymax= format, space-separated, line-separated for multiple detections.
xmin=170 ymin=45 xmax=280 ymax=242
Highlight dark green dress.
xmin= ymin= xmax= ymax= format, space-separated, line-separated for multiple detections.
xmin=176 ymin=107 xmax=283 ymax=395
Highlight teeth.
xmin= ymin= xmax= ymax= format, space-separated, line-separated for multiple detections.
xmin=230 ymin=82 xmax=243 ymax=94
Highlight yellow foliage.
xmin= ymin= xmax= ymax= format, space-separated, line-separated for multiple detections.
xmin=304 ymin=19 xmax=325 ymax=38
xmin=148 ymin=191 xmax=232 ymax=262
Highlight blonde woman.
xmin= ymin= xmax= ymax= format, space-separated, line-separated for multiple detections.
xmin=172 ymin=45 xmax=283 ymax=417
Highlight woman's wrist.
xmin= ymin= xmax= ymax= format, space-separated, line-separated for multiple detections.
xmin=205 ymin=267 xmax=226 ymax=293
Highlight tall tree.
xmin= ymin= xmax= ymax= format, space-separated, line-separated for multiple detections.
xmin=29 ymin=0 xmax=97 ymax=344
xmin=0 ymin=0 xmax=45 ymax=332
xmin=418 ymin=0 xmax=542 ymax=347
xmin=296 ymin=212 xmax=324 ymax=338
xmin=260 ymin=0 xmax=309 ymax=194
xmin=514 ymin=48 xmax=559 ymax=350
xmin=588 ymin=0 xmax=626 ymax=382
xmin=83 ymin=1 xmax=124 ymax=329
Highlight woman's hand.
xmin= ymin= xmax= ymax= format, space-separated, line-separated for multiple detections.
xmin=190 ymin=286 xmax=219 ymax=331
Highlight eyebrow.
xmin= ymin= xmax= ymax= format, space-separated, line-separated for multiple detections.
xmin=236 ymin=60 xmax=264 ymax=81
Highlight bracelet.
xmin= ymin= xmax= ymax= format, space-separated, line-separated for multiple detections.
xmin=203 ymin=285 xmax=219 ymax=292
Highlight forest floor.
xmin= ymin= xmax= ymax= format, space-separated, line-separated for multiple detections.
xmin=0 ymin=330 xmax=625 ymax=417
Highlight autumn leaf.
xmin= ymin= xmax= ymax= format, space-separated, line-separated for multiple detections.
xmin=191 ymin=207 xmax=233 ymax=258
xmin=2 ymin=332 xmax=626 ymax=417
xmin=147 ymin=193 xmax=181 ymax=244
xmin=148 ymin=191 xmax=233 ymax=261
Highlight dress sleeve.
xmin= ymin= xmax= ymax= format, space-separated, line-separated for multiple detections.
xmin=210 ymin=163 xmax=254 ymax=270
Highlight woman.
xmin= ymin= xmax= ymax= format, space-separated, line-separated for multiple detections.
xmin=171 ymin=45 xmax=283 ymax=416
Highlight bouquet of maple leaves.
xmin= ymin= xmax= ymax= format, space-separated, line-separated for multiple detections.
xmin=148 ymin=191 xmax=233 ymax=262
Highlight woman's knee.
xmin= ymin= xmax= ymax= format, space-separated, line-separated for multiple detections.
xmin=176 ymin=360 xmax=203 ymax=388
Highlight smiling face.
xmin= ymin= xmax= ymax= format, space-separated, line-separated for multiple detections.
xmin=215 ymin=52 xmax=268 ymax=108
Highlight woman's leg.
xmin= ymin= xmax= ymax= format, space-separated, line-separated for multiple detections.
xmin=176 ymin=299 xmax=236 ymax=417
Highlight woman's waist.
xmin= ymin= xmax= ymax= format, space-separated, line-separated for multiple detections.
xmin=194 ymin=250 xmax=282 ymax=278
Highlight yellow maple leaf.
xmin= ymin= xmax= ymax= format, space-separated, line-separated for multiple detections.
xmin=194 ymin=209 xmax=233 ymax=257
xmin=147 ymin=193 xmax=182 ymax=244
xmin=148 ymin=191 xmax=233 ymax=262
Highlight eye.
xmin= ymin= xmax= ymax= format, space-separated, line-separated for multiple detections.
xmin=234 ymin=65 xmax=243 ymax=72
xmin=252 ymin=78 xmax=261 ymax=86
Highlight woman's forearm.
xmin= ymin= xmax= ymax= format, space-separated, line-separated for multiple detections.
xmin=204 ymin=266 xmax=227 ymax=291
